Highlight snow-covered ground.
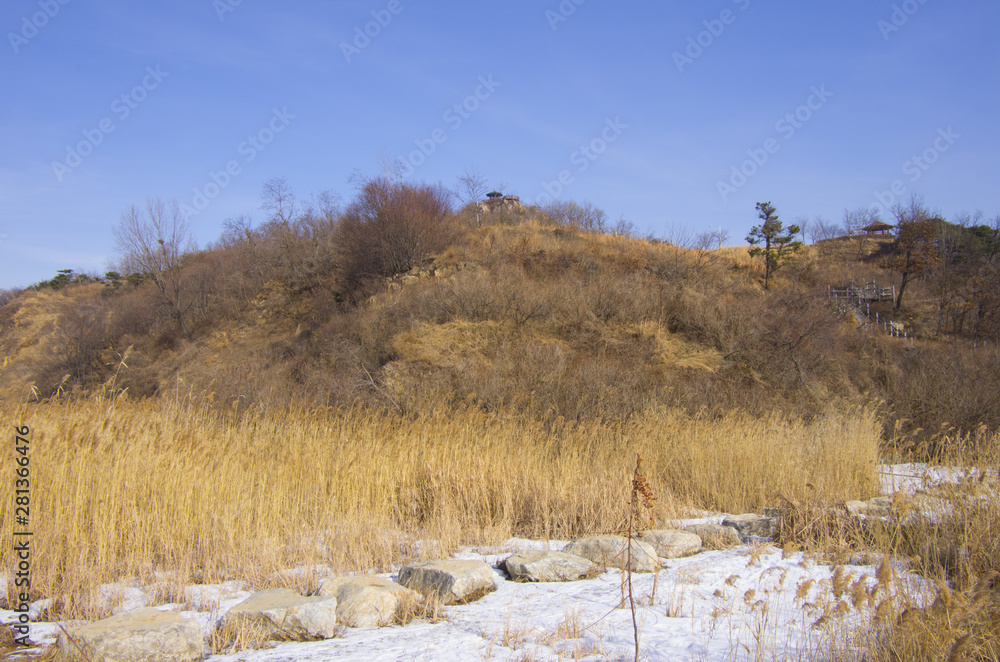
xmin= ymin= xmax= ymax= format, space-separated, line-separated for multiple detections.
xmin=1 ymin=532 xmax=932 ymax=662
xmin=4 ymin=465 xmax=960 ymax=661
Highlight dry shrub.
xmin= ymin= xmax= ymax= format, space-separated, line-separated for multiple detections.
xmin=337 ymin=177 xmax=456 ymax=291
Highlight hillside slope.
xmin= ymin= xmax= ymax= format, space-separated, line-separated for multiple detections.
xmin=1 ymin=212 xmax=998 ymax=440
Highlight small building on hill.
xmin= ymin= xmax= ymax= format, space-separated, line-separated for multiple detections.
xmin=479 ymin=191 xmax=524 ymax=214
xmin=861 ymin=221 xmax=894 ymax=235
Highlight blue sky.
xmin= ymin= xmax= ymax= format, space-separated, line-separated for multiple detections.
xmin=1 ymin=0 xmax=998 ymax=288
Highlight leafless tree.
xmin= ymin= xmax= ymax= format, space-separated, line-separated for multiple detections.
xmin=885 ymin=196 xmax=940 ymax=309
xmin=796 ymin=216 xmax=810 ymax=245
xmin=113 ymin=198 xmax=195 ymax=337
xmin=455 ymin=168 xmax=489 ymax=226
xmin=338 ymin=176 xmax=455 ymax=290
xmin=809 ymin=216 xmax=842 ymax=243
xmin=261 ymin=176 xmax=296 ymax=225
xmin=542 ymin=200 xmax=609 ymax=233
xmin=842 ymin=206 xmax=885 ymax=259
xmin=695 ymin=226 xmax=729 ymax=251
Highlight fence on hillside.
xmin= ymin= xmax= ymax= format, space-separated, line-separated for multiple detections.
xmin=829 ymin=281 xmax=909 ymax=339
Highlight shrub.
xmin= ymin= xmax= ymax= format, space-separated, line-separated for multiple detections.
xmin=337 ymin=177 xmax=456 ymax=291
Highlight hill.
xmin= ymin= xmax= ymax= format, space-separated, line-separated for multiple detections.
xmin=3 ymin=186 xmax=1000 ymax=660
xmin=2 ymin=189 xmax=999 ymax=442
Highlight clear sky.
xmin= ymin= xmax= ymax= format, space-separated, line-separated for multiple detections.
xmin=1 ymin=0 xmax=998 ymax=289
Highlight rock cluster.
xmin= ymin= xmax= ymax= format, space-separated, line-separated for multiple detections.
xmin=54 ymin=515 xmax=808 ymax=661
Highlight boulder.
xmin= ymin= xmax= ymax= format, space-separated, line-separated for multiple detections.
xmin=397 ymin=560 xmax=496 ymax=605
xmin=845 ymin=493 xmax=953 ymax=520
xmin=56 ymin=607 xmax=202 ymax=662
xmin=641 ymin=530 xmax=702 ymax=558
xmin=843 ymin=496 xmax=894 ymax=517
xmin=221 ymin=588 xmax=338 ymax=640
xmin=907 ymin=494 xmax=953 ymax=518
xmin=501 ymin=550 xmax=598 ymax=582
xmin=562 ymin=535 xmax=659 ymax=572
xmin=722 ymin=514 xmax=780 ymax=541
xmin=318 ymin=575 xmax=419 ymax=627
xmin=683 ymin=524 xmax=742 ymax=550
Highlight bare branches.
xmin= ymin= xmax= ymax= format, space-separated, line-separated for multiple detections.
xmin=261 ymin=176 xmax=296 ymax=225
xmin=112 ymin=198 xmax=194 ymax=337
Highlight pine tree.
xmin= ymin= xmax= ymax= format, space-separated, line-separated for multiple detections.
xmin=746 ymin=202 xmax=801 ymax=290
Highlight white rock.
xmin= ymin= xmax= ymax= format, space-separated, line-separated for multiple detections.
xmin=502 ymin=550 xmax=598 ymax=582
xmin=683 ymin=524 xmax=742 ymax=550
xmin=318 ymin=575 xmax=419 ymax=627
xmin=56 ymin=607 xmax=203 ymax=662
xmin=221 ymin=588 xmax=338 ymax=640
xmin=397 ymin=560 xmax=497 ymax=605
xmin=562 ymin=535 xmax=659 ymax=572
xmin=722 ymin=514 xmax=781 ymax=540
xmin=641 ymin=530 xmax=702 ymax=558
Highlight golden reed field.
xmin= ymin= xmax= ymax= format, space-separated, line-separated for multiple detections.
xmin=2 ymin=396 xmax=879 ymax=621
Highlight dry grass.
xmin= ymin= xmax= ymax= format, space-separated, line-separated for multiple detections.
xmin=775 ymin=426 xmax=1000 ymax=661
xmin=0 ymin=397 xmax=880 ymax=621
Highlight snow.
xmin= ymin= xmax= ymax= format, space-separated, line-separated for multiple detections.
xmin=878 ymin=462 xmax=995 ymax=495
xmin=4 ymin=464 xmax=964 ymax=660
xmin=2 ymin=538 xmax=934 ymax=662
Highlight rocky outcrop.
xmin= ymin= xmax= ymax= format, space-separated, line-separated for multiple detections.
xmin=221 ymin=588 xmax=338 ymax=640
xmin=683 ymin=524 xmax=742 ymax=550
xmin=397 ymin=560 xmax=497 ymax=605
xmin=56 ymin=607 xmax=203 ymax=662
xmin=318 ymin=575 xmax=419 ymax=627
xmin=501 ymin=550 xmax=598 ymax=582
xmin=844 ymin=494 xmax=952 ymax=519
xmin=722 ymin=514 xmax=781 ymax=541
xmin=562 ymin=535 xmax=659 ymax=572
xmin=641 ymin=530 xmax=702 ymax=558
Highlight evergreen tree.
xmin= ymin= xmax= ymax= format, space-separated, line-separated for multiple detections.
xmin=746 ymin=202 xmax=801 ymax=290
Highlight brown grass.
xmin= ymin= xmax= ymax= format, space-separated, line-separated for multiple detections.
xmin=777 ymin=426 xmax=1000 ymax=661
xmin=0 ymin=397 xmax=880 ymax=621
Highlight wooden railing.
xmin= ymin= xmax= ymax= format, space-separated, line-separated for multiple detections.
xmin=829 ymin=281 xmax=909 ymax=339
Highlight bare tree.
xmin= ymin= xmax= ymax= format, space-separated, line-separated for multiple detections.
xmin=455 ymin=168 xmax=489 ymax=226
xmin=796 ymin=216 xmax=810 ymax=245
xmin=113 ymin=198 xmax=195 ymax=337
xmin=697 ymin=225 xmax=730 ymax=250
xmin=337 ymin=176 xmax=455 ymax=289
xmin=542 ymin=200 xmax=609 ymax=233
xmin=261 ymin=176 xmax=296 ymax=225
xmin=809 ymin=216 xmax=842 ymax=243
xmin=885 ymin=196 xmax=940 ymax=309
xmin=843 ymin=206 xmax=884 ymax=259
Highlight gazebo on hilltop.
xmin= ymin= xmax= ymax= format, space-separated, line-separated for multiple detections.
xmin=861 ymin=221 xmax=894 ymax=235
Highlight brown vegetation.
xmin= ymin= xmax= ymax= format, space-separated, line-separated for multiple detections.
xmin=1 ymin=188 xmax=998 ymax=439
xmin=2 ymin=182 xmax=1000 ymax=660
xmin=0 ymin=397 xmax=879 ymax=622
